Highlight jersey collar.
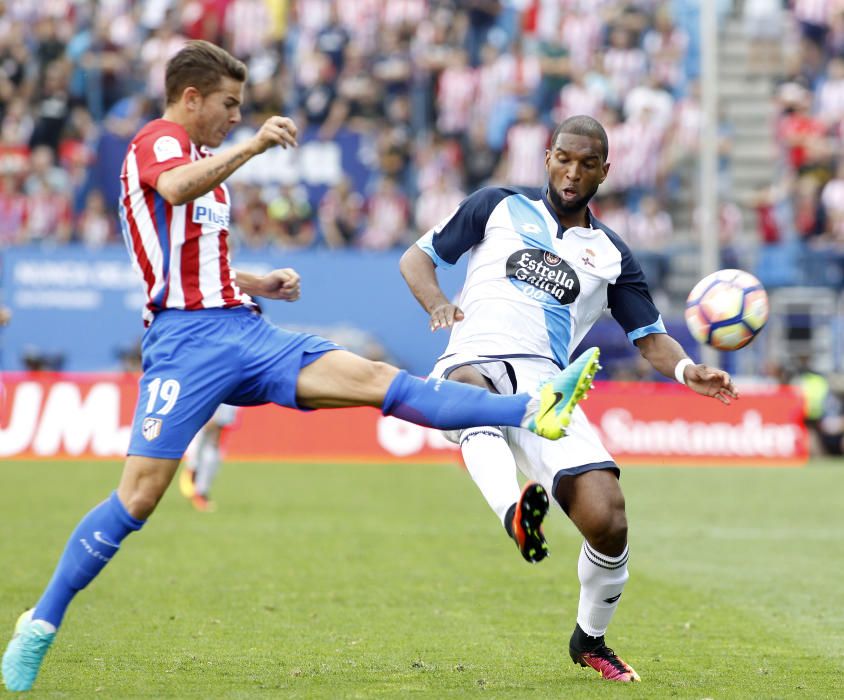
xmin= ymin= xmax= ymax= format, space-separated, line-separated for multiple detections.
xmin=541 ymin=187 xmax=596 ymax=238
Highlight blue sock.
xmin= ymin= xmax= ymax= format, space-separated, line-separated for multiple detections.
xmin=382 ymin=370 xmax=530 ymax=429
xmin=33 ymin=492 xmax=144 ymax=628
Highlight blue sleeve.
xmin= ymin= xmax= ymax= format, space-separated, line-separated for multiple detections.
xmin=606 ymin=243 xmax=666 ymax=344
xmin=416 ymin=187 xmax=510 ymax=267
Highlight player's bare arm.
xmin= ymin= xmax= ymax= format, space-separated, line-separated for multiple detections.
xmin=235 ymin=268 xmax=301 ymax=301
xmin=635 ymin=332 xmax=738 ymax=405
xmin=399 ymin=244 xmax=464 ymax=331
xmin=156 ymin=116 xmax=299 ymax=205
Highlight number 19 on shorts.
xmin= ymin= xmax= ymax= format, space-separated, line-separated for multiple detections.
xmin=145 ymin=378 xmax=181 ymax=415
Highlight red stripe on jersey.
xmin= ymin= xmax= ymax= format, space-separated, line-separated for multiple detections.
xmin=213 ymin=185 xmax=236 ymax=305
xmin=181 ymin=201 xmax=202 ymax=309
xmin=218 ymin=231 xmax=236 ymax=305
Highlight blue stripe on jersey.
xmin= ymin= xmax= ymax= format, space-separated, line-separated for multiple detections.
xmin=627 ymin=315 xmax=667 ymax=343
xmin=118 ymin=200 xmax=132 ymax=253
xmin=544 ymin=304 xmax=572 ymax=368
xmin=151 ymin=192 xmax=170 ymax=307
xmin=505 ymin=194 xmax=572 ymax=368
xmin=505 ymin=193 xmax=555 ymax=250
xmin=416 ymin=230 xmax=454 ymax=269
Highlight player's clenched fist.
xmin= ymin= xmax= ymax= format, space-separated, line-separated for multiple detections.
xmin=252 ymin=116 xmax=298 ymax=154
xmin=258 ymin=268 xmax=301 ymax=301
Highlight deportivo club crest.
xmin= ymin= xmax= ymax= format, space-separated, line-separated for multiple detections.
xmin=142 ymin=417 xmax=162 ymax=441
xmin=505 ymin=248 xmax=581 ymax=305
xmin=543 ymin=251 xmax=562 ymax=266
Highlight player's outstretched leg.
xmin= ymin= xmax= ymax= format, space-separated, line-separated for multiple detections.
xmin=568 ymin=624 xmax=640 ymax=683
xmin=2 ymin=609 xmax=55 ymax=692
xmin=525 ymin=347 xmax=601 ymax=439
xmin=2 ymin=489 xmax=145 ymax=692
xmin=504 ymin=481 xmax=550 ymax=563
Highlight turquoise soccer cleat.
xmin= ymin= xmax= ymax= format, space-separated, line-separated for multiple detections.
xmin=525 ymin=347 xmax=601 ymax=440
xmin=2 ymin=609 xmax=56 ymax=692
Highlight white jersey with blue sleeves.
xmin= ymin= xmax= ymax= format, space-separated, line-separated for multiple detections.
xmin=416 ymin=186 xmax=666 ymax=368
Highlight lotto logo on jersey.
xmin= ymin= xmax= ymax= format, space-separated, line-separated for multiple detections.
xmin=505 ymin=248 xmax=581 ymax=305
xmin=192 ymin=200 xmax=230 ymax=228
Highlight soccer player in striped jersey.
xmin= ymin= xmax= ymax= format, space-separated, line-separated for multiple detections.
xmin=2 ymin=41 xmax=598 ymax=693
xmin=400 ymin=115 xmax=739 ymax=683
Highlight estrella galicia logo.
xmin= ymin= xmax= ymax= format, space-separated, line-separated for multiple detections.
xmin=506 ymin=248 xmax=581 ymax=305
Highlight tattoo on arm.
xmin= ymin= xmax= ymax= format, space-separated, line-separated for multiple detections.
xmin=176 ymin=149 xmax=252 ymax=199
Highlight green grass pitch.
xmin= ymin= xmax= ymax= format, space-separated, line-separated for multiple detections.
xmin=1 ymin=459 xmax=842 ymax=698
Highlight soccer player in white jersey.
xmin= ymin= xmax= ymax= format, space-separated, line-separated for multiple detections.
xmin=2 ymin=43 xmax=598 ymax=693
xmin=179 ymin=403 xmax=238 ymax=512
xmin=400 ymin=115 xmax=739 ymax=683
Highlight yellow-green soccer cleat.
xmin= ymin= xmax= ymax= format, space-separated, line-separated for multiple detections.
xmin=2 ymin=609 xmax=56 ymax=692
xmin=525 ymin=347 xmax=601 ymax=440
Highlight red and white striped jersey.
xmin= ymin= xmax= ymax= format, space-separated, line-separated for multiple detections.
xmin=560 ymin=12 xmax=603 ymax=71
xmin=622 ymin=116 xmax=667 ymax=189
xmin=503 ymin=122 xmax=551 ymax=187
xmin=436 ymin=65 xmax=477 ymax=135
xmin=603 ymin=47 xmax=648 ymax=102
xmin=119 ymin=119 xmax=251 ymax=324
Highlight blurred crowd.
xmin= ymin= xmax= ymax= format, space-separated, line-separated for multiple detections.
xmin=751 ymin=0 xmax=844 ymax=288
xmin=2 ymin=1 xmax=844 ymax=294
xmin=0 ymin=0 xmax=720 ymax=291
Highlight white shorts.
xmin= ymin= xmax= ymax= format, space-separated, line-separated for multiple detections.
xmin=430 ymin=353 xmax=618 ymax=498
xmin=211 ymin=403 xmax=238 ymax=426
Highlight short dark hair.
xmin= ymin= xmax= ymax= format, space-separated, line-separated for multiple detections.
xmin=550 ymin=115 xmax=609 ymax=161
xmin=165 ymin=40 xmax=247 ymax=105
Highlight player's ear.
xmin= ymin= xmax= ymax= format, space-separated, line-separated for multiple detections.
xmin=183 ymin=86 xmax=202 ymax=111
xmin=544 ymin=149 xmax=551 ymax=169
xmin=600 ymin=161 xmax=610 ymax=183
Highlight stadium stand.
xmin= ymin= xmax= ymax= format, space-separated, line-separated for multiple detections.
xmin=2 ymin=0 xmax=844 ymax=413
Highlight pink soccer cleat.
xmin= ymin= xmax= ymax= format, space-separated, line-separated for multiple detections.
xmin=569 ymin=625 xmax=640 ymax=682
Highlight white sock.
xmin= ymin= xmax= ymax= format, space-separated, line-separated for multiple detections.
xmin=194 ymin=442 xmax=222 ymax=496
xmin=184 ymin=432 xmax=202 ymax=470
xmin=576 ymin=541 xmax=629 ymax=637
xmin=459 ymin=427 xmax=521 ymax=524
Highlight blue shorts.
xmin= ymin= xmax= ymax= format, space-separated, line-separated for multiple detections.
xmin=127 ymin=307 xmax=340 ymax=459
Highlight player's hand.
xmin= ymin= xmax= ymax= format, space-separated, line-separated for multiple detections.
xmin=683 ymin=364 xmax=739 ymax=405
xmin=429 ymin=303 xmax=464 ymax=331
xmin=252 ymin=116 xmax=298 ymax=154
xmin=257 ymin=268 xmax=301 ymax=302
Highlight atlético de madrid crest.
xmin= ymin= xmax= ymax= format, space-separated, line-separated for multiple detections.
xmin=142 ymin=417 xmax=162 ymax=441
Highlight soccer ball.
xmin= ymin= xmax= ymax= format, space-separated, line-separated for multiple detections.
xmin=684 ymin=269 xmax=769 ymax=351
